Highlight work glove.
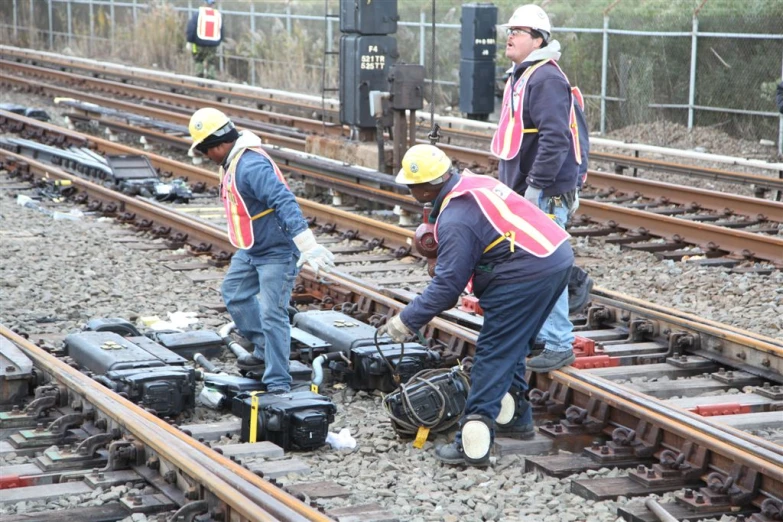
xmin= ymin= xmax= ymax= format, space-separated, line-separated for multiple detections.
xmin=524 ymin=185 xmax=542 ymax=206
xmin=293 ymin=229 xmax=335 ymax=274
xmin=377 ymin=315 xmax=411 ymax=343
xmin=569 ymin=191 xmax=580 ymax=216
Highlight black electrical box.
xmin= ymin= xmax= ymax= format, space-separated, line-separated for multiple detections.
xmin=340 ymin=0 xmax=398 ymax=35
xmin=389 ymin=64 xmax=425 ymax=111
xmin=460 ymin=3 xmax=499 ymax=61
xmin=339 ymin=34 xmax=397 ymax=128
xmin=459 ymin=59 xmax=496 ymax=117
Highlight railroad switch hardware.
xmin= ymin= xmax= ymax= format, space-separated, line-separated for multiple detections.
xmin=339 ymin=0 xmax=398 ymax=35
xmin=233 ymin=390 xmax=336 ymax=451
xmin=459 ymin=3 xmax=498 ymax=120
xmin=64 ymin=332 xmax=195 ymax=417
xmin=0 ymin=337 xmax=34 ymax=406
xmin=293 ymin=310 xmax=441 ymax=392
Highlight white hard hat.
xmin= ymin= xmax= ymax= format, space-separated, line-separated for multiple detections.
xmin=501 ymin=4 xmax=552 ymax=40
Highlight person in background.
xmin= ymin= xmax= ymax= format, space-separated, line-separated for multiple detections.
xmin=188 ymin=107 xmax=335 ymax=393
xmin=492 ymin=4 xmax=591 ymax=373
xmin=186 ymin=0 xmax=223 ymax=80
xmin=378 ymin=144 xmax=574 ymax=467
xmin=776 ymin=80 xmax=783 ymax=114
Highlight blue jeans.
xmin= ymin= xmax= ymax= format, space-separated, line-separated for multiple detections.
xmin=534 ymin=192 xmax=575 ymax=353
xmin=221 ymin=250 xmax=298 ymax=392
xmin=462 ymin=270 xmax=570 ymax=426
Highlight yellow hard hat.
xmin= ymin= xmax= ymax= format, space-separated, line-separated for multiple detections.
xmin=395 ymin=144 xmax=452 ymax=185
xmin=188 ymin=107 xmax=232 ymax=154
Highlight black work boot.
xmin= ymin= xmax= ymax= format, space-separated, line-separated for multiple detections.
xmin=527 ymin=349 xmax=576 ymax=373
xmin=237 ymin=353 xmax=265 ymax=371
xmin=434 ymin=441 xmax=466 ymax=465
xmin=496 ymin=387 xmax=535 ymax=440
xmin=568 ymin=266 xmax=594 ymax=314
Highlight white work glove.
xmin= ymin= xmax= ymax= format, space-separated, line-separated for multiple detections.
xmin=524 ymin=186 xmax=542 ymax=206
xmin=377 ymin=315 xmax=411 ymax=343
xmin=569 ymin=191 xmax=580 ymax=216
xmin=293 ymin=229 xmax=335 ymax=274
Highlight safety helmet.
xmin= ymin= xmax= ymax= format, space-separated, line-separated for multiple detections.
xmin=501 ymin=5 xmax=551 ymax=41
xmin=188 ymin=107 xmax=232 ymax=154
xmin=395 ymin=144 xmax=452 ymax=185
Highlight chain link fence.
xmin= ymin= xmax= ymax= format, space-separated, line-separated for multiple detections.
xmin=0 ymin=0 xmax=781 ymax=153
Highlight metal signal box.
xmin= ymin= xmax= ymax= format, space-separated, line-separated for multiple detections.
xmin=460 ymin=3 xmax=498 ymax=61
xmin=389 ymin=64 xmax=425 ymax=111
xmin=339 ymin=35 xmax=397 ymax=128
xmin=459 ymin=59 xmax=496 ymax=117
xmin=340 ymin=0 xmax=398 ymax=35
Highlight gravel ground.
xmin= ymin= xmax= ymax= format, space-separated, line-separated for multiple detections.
xmin=0 ymin=84 xmax=778 ymax=522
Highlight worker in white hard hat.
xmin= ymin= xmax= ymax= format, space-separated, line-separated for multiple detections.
xmin=491 ymin=4 xmax=590 ymax=373
xmin=377 ymin=144 xmax=574 ymax=467
xmin=188 ymin=107 xmax=334 ymax=393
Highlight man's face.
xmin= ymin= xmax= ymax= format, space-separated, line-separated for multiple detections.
xmin=203 ymin=141 xmax=232 ymax=165
xmin=408 ymin=183 xmax=441 ymax=204
xmin=505 ymin=27 xmax=542 ymax=64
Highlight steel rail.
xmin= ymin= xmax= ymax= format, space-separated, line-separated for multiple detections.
xmin=0 ymin=45 xmax=340 ymax=116
xmin=576 ymin=199 xmax=783 ymax=265
xmin=585 ymin=171 xmax=783 ymax=222
xmin=590 ymin=150 xmax=783 ymax=193
xmin=0 ymin=327 xmax=326 ymax=522
xmin=0 ymin=59 xmax=342 ymax=136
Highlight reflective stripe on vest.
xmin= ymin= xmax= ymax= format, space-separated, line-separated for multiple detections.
xmin=491 ymin=59 xmax=582 ymax=166
xmin=221 ymin=146 xmax=290 ymax=250
xmin=435 ymin=172 xmax=569 ymax=258
xmin=197 ymin=7 xmax=221 ymax=42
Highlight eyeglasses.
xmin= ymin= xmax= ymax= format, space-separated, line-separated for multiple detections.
xmin=506 ymin=28 xmax=535 ymax=38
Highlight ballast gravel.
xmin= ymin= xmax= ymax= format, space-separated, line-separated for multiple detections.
xmin=0 ymin=173 xmax=768 ymax=522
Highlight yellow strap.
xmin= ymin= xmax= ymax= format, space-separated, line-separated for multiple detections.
xmin=413 ymin=426 xmax=430 ymax=449
xmin=521 ymin=128 xmax=539 ymax=133
xmin=250 ymin=208 xmax=273 ymax=221
xmin=249 ymin=392 xmax=260 ymax=443
xmin=483 ymin=231 xmax=516 ymax=254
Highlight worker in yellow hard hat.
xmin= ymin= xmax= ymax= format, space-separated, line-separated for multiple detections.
xmin=188 ymin=107 xmax=335 ymax=393
xmin=377 ymin=144 xmax=574 ymax=467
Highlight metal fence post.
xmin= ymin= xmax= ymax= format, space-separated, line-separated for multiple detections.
xmin=67 ymin=0 xmax=72 ymax=48
xmin=286 ymin=3 xmax=291 ymax=34
xmin=110 ymin=0 xmax=115 ymax=55
xmin=132 ymin=0 xmax=137 ymax=25
xmin=30 ymin=0 xmax=34 ymax=42
xmin=88 ymin=0 xmax=94 ymax=55
xmin=250 ymin=1 xmax=256 ymax=86
xmin=600 ymin=15 xmax=609 ymax=135
xmin=688 ymin=16 xmax=698 ymax=130
xmin=13 ymin=0 xmax=18 ymax=40
xmin=48 ymin=0 xmax=53 ymax=48
xmin=419 ymin=11 xmax=426 ymax=66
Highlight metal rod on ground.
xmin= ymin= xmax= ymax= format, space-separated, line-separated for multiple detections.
xmin=644 ymin=499 xmax=678 ymax=522
xmin=194 ymin=353 xmax=221 ymax=373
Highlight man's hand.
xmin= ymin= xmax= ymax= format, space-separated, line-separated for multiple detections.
xmin=293 ymin=229 xmax=335 ymax=274
xmin=524 ymin=186 xmax=542 ymax=206
xmin=377 ymin=315 xmax=411 ymax=343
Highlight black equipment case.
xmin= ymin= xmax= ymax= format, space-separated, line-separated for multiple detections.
xmin=232 ymin=391 xmax=336 ymax=451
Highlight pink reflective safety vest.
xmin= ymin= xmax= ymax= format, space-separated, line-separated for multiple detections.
xmin=435 ymin=172 xmax=570 ymax=258
xmin=196 ymin=7 xmax=222 ymax=42
xmin=221 ymin=147 xmax=290 ymax=250
xmin=491 ymin=59 xmax=583 ymax=168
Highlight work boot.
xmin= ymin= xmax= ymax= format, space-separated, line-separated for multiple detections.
xmin=236 ymin=353 xmax=265 ymax=371
xmin=434 ymin=442 xmax=466 ymax=465
xmin=568 ymin=266 xmax=594 ymax=314
xmin=496 ymin=420 xmax=535 ymax=440
xmin=527 ymin=349 xmax=576 ymax=373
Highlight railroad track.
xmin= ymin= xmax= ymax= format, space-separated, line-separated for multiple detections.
xmin=1 ymin=109 xmax=781 ymax=269
xmin=2 ymin=156 xmax=782 ymax=521
xmin=3 ymin=44 xmax=783 ymax=200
